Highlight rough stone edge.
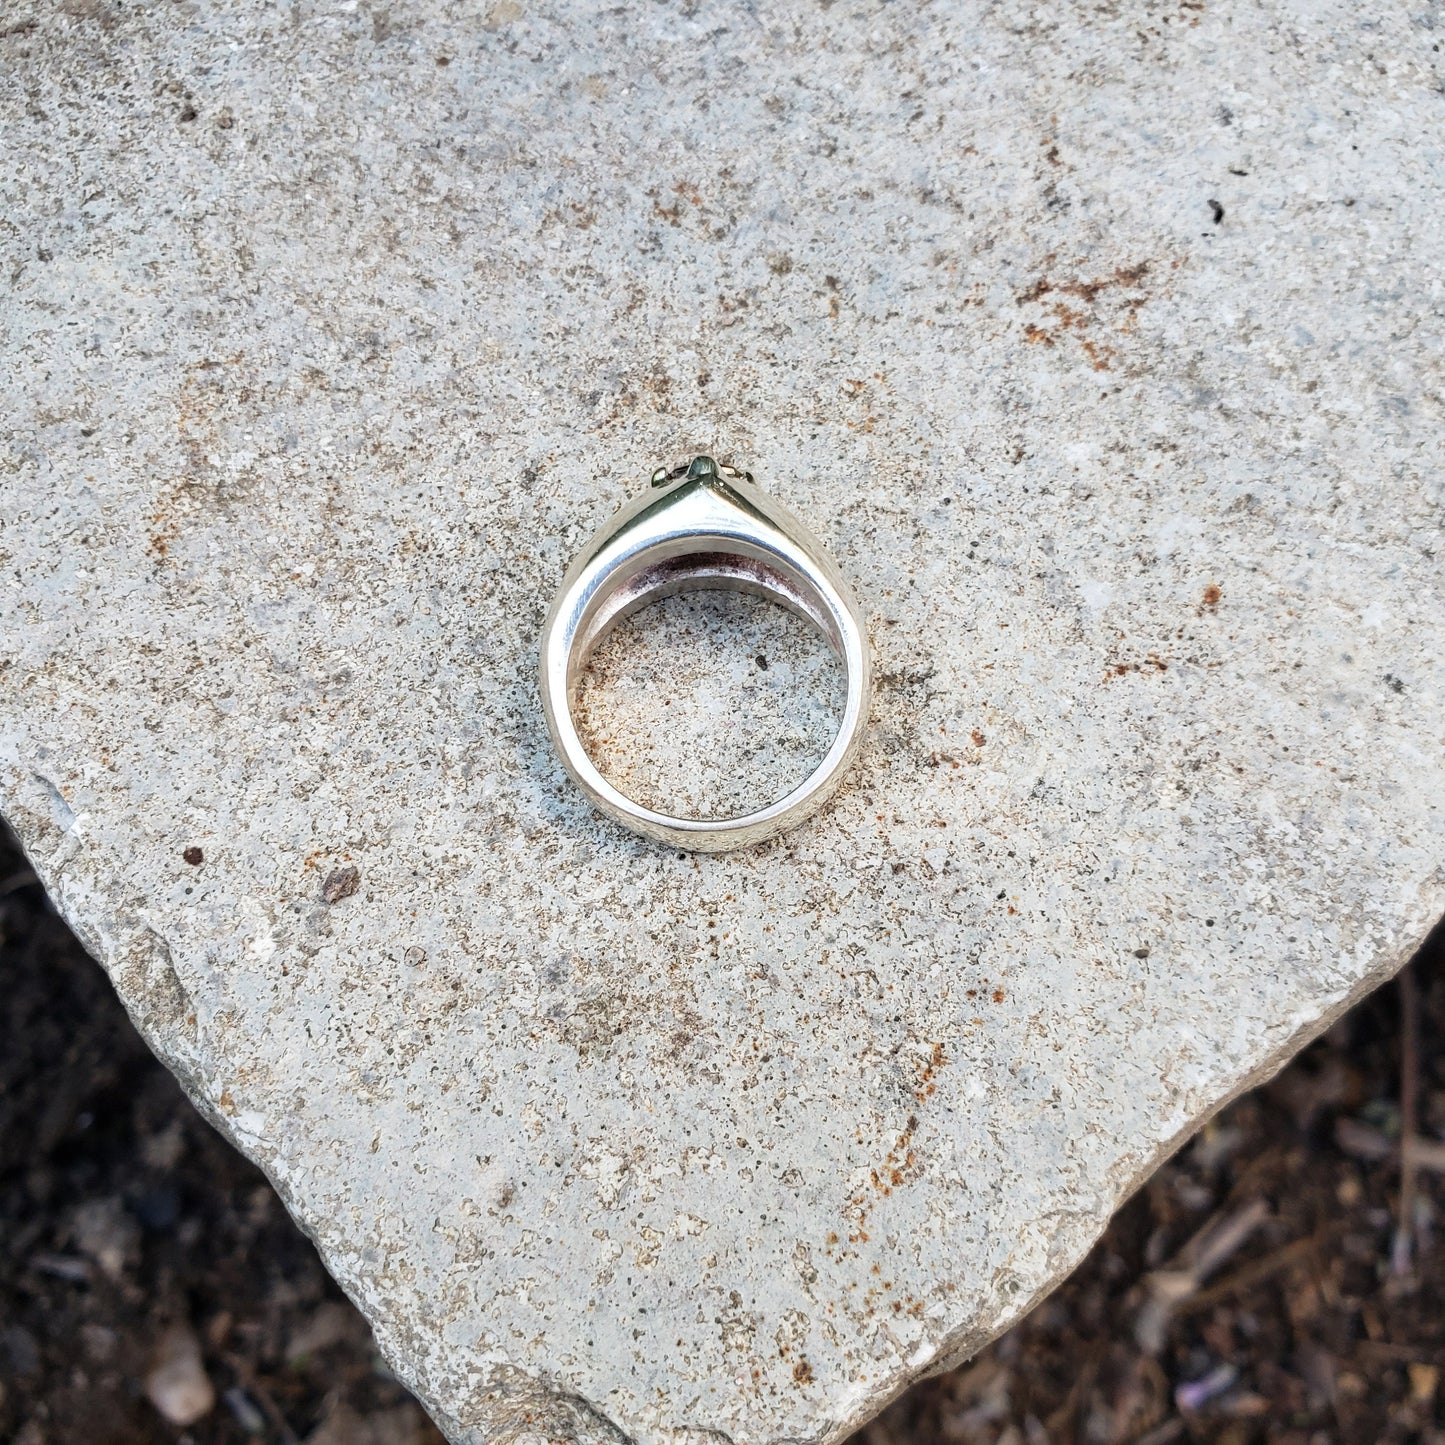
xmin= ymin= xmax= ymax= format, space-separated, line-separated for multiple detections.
xmin=3 ymin=783 xmax=1438 ymax=1445
xmin=907 ymin=917 xmax=1441 ymax=1389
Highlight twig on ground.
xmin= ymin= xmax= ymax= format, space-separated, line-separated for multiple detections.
xmin=1405 ymin=1136 xmax=1445 ymax=1172
xmin=1045 ymin=1336 xmax=1107 ymax=1437
xmin=1175 ymin=1225 xmax=1336 ymax=1317
xmin=1134 ymin=1420 xmax=1186 ymax=1445
xmin=221 ymin=1350 xmax=301 ymax=1445
xmin=1393 ymin=963 xmax=1420 ymax=1276
xmin=1335 ymin=1116 xmax=1395 ymax=1161
xmin=1134 ymin=1198 xmax=1272 ymax=1353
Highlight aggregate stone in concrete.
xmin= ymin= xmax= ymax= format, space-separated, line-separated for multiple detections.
xmin=2 ymin=3 xmax=1443 ymax=1442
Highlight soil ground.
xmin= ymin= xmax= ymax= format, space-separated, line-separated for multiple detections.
xmin=2 ymin=823 xmax=1442 ymax=1444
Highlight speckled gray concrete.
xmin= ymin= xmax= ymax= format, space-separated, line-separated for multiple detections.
xmin=2 ymin=3 xmax=1443 ymax=1442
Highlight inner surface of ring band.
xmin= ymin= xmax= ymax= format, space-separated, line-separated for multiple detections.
xmin=565 ymin=545 xmax=844 ymax=700
xmin=564 ymin=542 xmax=850 ymax=823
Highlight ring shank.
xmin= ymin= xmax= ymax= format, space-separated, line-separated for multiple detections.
xmin=540 ymin=470 xmax=870 ymax=851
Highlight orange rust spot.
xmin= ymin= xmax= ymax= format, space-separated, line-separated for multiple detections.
xmin=971 ymin=729 xmax=986 ymax=747
xmin=1105 ymin=652 xmax=1169 ymax=682
xmin=1017 ymin=260 xmax=1152 ymax=307
xmin=1203 ymin=583 xmax=1222 ymax=609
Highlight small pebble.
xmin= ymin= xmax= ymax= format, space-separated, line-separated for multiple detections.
xmin=1409 ymin=1362 xmax=1439 ymax=1404
xmin=286 ymin=1301 xmax=357 ymax=1363
xmin=321 ymin=865 xmax=360 ymax=904
xmin=145 ymin=1325 xmax=215 ymax=1427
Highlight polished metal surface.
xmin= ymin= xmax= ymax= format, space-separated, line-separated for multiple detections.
xmin=539 ymin=455 xmax=871 ymax=851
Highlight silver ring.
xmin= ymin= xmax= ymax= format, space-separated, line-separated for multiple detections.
xmin=539 ymin=455 xmax=871 ymax=851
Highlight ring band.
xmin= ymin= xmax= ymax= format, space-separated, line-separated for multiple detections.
xmin=539 ymin=455 xmax=871 ymax=851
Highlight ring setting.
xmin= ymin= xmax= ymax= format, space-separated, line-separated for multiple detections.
xmin=539 ymin=456 xmax=871 ymax=851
